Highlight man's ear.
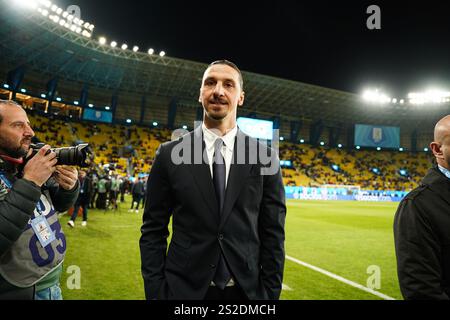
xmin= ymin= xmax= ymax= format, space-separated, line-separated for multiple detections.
xmin=238 ymin=91 xmax=245 ymax=107
xmin=430 ymin=141 xmax=444 ymax=159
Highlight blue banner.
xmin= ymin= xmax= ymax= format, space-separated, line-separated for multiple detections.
xmin=83 ymin=109 xmax=113 ymax=124
xmin=355 ymin=124 xmax=400 ymax=149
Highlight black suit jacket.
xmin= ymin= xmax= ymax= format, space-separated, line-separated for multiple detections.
xmin=139 ymin=127 xmax=286 ymax=300
xmin=394 ymin=166 xmax=450 ymax=300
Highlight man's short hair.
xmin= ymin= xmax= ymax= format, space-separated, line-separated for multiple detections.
xmin=0 ymin=99 xmax=22 ymax=124
xmin=208 ymin=60 xmax=244 ymax=90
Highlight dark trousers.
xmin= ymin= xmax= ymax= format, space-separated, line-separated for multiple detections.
xmin=96 ymin=193 xmax=107 ymax=209
xmin=204 ymin=284 xmax=248 ymax=300
xmin=71 ymin=203 xmax=88 ymax=221
xmin=131 ymin=194 xmax=143 ymax=209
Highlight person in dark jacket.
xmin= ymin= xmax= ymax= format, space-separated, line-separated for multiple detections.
xmin=67 ymin=169 xmax=92 ymax=227
xmin=130 ymin=177 xmax=145 ymax=213
xmin=394 ymin=114 xmax=450 ymax=300
xmin=0 ymin=100 xmax=79 ymax=300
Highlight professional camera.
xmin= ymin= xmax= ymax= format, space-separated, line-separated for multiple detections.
xmin=28 ymin=143 xmax=92 ymax=167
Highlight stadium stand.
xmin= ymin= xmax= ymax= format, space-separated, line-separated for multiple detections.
xmin=22 ymin=107 xmax=432 ymax=193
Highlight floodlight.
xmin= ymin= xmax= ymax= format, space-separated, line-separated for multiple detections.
xmin=148 ymin=48 xmax=154 ymax=55
xmin=121 ymin=44 xmax=128 ymax=50
xmin=111 ymin=41 xmax=117 ymax=48
xmin=408 ymin=90 xmax=450 ymax=105
xmin=41 ymin=0 xmax=51 ymax=8
xmin=362 ymin=89 xmax=391 ymax=104
xmin=159 ymin=51 xmax=166 ymax=57
xmin=14 ymin=0 xmax=38 ymax=8
xmin=99 ymin=37 xmax=107 ymax=45
xmin=132 ymin=46 xmax=139 ymax=52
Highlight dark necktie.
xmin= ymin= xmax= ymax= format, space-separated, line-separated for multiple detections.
xmin=212 ymin=138 xmax=231 ymax=289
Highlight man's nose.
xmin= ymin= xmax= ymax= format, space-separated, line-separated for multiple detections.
xmin=213 ymin=83 xmax=225 ymax=96
xmin=24 ymin=125 xmax=34 ymax=137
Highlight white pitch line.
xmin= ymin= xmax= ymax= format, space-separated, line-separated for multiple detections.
xmin=285 ymin=255 xmax=396 ymax=300
xmin=282 ymin=283 xmax=293 ymax=291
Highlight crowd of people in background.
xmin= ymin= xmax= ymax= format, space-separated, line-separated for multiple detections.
xmin=67 ymin=166 xmax=149 ymax=227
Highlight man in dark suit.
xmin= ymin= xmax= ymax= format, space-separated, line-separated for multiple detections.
xmin=394 ymin=115 xmax=450 ymax=299
xmin=140 ymin=60 xmax=286 ymax=300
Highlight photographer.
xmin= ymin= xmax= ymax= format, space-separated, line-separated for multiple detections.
xmin=0 ymin=100 xmax=79 ymax=300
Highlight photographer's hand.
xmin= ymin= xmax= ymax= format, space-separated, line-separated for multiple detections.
xmin=54 ymin=165 xmax=78 ymax=190
xmin=23 ymin=145 xmax=58 ymax=187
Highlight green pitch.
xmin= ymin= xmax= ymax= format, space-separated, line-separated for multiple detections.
xmin=59 ymin=198 xmax=402 ymax=300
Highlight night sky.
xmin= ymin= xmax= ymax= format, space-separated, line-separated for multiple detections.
xmin=58 ymin=0 xmax=450 ymax=97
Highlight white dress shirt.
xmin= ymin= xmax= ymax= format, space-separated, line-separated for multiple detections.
xmin=202 ymin=124 xmax=238 ymax=287
xmin=202 ymin=123 xmax=237 ymax=188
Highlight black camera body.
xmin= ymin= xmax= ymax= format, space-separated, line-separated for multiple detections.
xmin=29 ymin=143 xmax=91 ymax=167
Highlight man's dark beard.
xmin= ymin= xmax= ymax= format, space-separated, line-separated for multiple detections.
xmin=208 ymin=113 xmax=226 ymax=121
xmin=0 ymin=138 xmax=28 ymax=158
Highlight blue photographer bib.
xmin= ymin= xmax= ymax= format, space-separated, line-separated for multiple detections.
xmin=0 ymin=174 xmax=66 ymax=288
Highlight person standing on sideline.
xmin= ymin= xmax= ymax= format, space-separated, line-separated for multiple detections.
xmin=130 ymin=177 xmax=144 ymax=213
xmin=67 ymin=169 xmax=92 ymax=228
xmin=140 ymin=60 xmax=286 ymax=300
xmin=394 ymin=115 xmax=450 ymax=299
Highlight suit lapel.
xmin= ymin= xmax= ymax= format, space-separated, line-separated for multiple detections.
xmin=189 ymin=126 xmax=220 ymax=219
xmin=220 ymin=130 xmax=253 ymax=229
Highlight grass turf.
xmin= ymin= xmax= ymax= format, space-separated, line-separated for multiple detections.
xmin=58 ymin=197 xmax=402 ymax=300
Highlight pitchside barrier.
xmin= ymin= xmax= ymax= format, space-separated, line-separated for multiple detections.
xmin=285 ymin=185 xmax=409 ymax=202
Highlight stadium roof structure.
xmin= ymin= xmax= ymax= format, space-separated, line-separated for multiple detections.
xmin=0 ymin=2 xmax=448 ymax=133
